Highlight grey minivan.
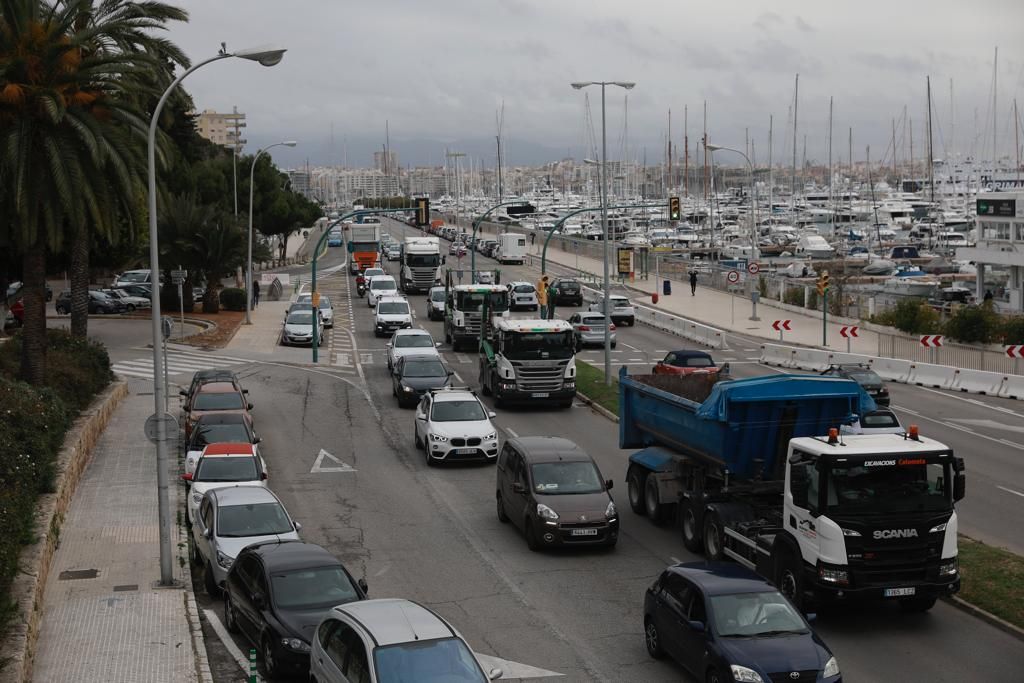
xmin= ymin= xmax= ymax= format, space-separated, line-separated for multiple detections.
xmin=495 ymin=436 xmax=618 ymax=551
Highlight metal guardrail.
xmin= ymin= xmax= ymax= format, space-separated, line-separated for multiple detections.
xmin=877 ymin=332 xmax=1021 ymax=375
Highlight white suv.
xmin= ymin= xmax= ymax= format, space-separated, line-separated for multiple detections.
xmin=589 ymin=294 xmax=635 ymax=326
xmin=507 ymin=281 xmax=538 ymax=311
xmin=374 ymin=296 xmax=413 ymax=337
xmin=414 ymin=388 xmax=499 ymax=466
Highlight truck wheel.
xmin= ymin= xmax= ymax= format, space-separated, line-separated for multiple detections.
xmin=681 ymin=503 xmax=704 ymax=553
xmin=899 ymin=595 xmax=937 ymax=612
xmin=645 ymin=475 xmax=666 ymax=525
xmin=702 ymin=511 xmax=726 ymax=561
xmin=776 ymin=552 xmax=805 ymax=611
xmin=626 ymin=466 xmax=647 ymax=515
xmin=480 ymin=365 xmax=492 ymax=396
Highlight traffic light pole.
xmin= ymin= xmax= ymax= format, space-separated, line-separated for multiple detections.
xmin=822 ymin=291 xmax=827 ymax=346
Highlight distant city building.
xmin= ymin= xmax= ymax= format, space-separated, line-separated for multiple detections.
xmin=374 ymin=150 xmax=399 ymax=174
xmin=195 ymin=107 xmax=246 ymax=150
xmin=287 ymin=170 xmax=312 ymax=198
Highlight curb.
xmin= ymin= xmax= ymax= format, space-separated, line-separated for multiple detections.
xmin=943 ymin=595 xmax=1024 ymax=644
xmin=176 ymin=468 xmax=215 ymax=682
xmin=0 ymin=381 xmax=129 ymax=683
xmin=576 ymin=391 xmax=619 ymax=423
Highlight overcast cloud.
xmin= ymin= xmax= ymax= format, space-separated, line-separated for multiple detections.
xmin=167 ymin=0 xmax=1024 ymax=169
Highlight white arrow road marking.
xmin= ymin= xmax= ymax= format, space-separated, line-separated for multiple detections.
xmin=475 ymin=654 xmax=564 ymax=679
xmin=310 ymin=448 xmax=356 ymax=473
xmin=949 ymin=418 xmax=1024 ymax=435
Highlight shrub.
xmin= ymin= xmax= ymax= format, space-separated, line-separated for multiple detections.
xmin=807 ymin=289 xmax=819 ymax=310
xmin=999 ymin=316 xmax=1024 ymax=345
xmin=944 ymin=305 xmax=1002 ymax=344
xmin=783 ymin=286 xmax=804 ymax=307
xmin=219 ymin=287 xmax=247 ymax=311
xmin=872 ymin=298 xmax=941 ymax=335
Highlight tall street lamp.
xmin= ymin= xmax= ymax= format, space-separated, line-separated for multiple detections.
xmin=246 ymin=140 xmax=298 ymax=324
xmin=705 ymin=143 xmax=759 ymax=261
xmin=146 ymin=43 xmax=285 ymax=586
xmin=570 ymin=80 xmax=635 ymax=385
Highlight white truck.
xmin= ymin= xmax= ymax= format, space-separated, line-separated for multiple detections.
xmin=443 ymin=283 xmax=509 ymax=352
xmin=494 ymin=233 xmax=527 ymax=265
xmin=479 ymin=318 xmax=577 ymax=408
xmin=401 ymin=236 xmax=443 ymax=293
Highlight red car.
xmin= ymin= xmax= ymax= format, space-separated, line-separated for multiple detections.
xmin=9 ymin=299 xmax=24 ymax=325
xmin=652 ymin=350 xmax=728 ymax=376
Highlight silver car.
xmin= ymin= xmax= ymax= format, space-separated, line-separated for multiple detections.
xmin=568 ymin=312 xmax=617 ymax=349
xmin=190 ymin=486 xmax=301 ymax=595
xmin=427 ymin=286 xmax=446 ymax=321
xmin=296 ymin=293 xmax=334 ymax=328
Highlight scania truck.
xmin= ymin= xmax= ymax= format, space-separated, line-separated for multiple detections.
xmin=479 ymin=319 xmax=576 ymax=408
xmin=401 ymin=236 xmax=443 ymax=293
xmin=443 ymin=282 xmax=509 ymax=352
xmin=620 ymin=370 xmax=964 ymax=613
xmin=349 ymin=222 xmax=382 ymax=274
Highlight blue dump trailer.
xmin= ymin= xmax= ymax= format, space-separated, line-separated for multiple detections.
xmin=620 ymin=368 xmax=964 ymax=612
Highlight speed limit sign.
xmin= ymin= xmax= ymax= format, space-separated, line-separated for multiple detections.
xmin=747 ymin=262 xmax=760 ymax=275
xmin=727 ymin=270 xmax=740 ymax=284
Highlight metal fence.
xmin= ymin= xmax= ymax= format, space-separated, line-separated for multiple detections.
xmin=876 ymin=332 xmax=1021 ymax=375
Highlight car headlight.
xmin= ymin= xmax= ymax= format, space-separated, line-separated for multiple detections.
xmin=818 ymin=563 xmax=849 ymax=586
xmin=929 ymin=522 xmax=947 ymax=533
xmin=841 ymin=527 xmax=861 ymax=537
xmin=605 ymin=501 xmax=617 ymax=519
xmin=823 ymin=655 xmax=840 ymax=678
xmin=564 ymin=381 xmax=575 ymax=390
xmin=402 ymin=385 xmax=414 ymax=393
xmin=215 ymin=550 xmax=233 ymax=570
xmin=483 ymin=432 xmax=496 ymax=441
xmin=281 ymin=637 xmax=311 ymax=653
xmin=730 ymin=665 xmax=764 ymax=683
xmin=939 ymin=558 xmax=958 ymax=576
xmin=537 ymin=503 xmax=559 ymax=521
xmin=429 ymin=433 xmax=448 ymax=442
xmin=191 ymin=493 xmax=203 ymax=505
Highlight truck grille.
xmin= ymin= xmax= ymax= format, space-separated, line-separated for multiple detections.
xmin=463 ymin=313 xmax=482 ymax=336
xmin=512 ymin=360 xmax=568 ymax=392
xmin=410 ymin=267 xmax=435 ymax=287
xmin=847 ymin=536 xmax=940 ymax=587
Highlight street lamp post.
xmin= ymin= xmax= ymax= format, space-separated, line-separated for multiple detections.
xmin=705 ymin=143 xmax=758 ymax=261
xmin=246 ymin=140 xmax=297 ymax=324
xmin=146 ymin=44 xmax=285 ymax=586
xmin=571 ymin=81 xmax=635 ymax=385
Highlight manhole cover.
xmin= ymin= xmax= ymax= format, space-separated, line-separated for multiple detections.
xmin=59 ymin=569 xmax=99 ymax=580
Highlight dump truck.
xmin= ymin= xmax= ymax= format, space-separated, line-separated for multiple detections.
xmin=620 ymin=369 xmax=964 ymax=612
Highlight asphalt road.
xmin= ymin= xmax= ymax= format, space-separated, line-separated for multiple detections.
xmin=177 ymin=225 xmax=1023 ymax=682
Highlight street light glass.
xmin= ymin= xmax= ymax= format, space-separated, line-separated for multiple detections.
xmin=234 ymin=47 xmax=287 ymax=66
xmin=583 ymin=158 xmax=598 ymax=165
xmin=281 ymin=140 xmax=298 ymax=147
xmin=613 ymin=82 xmax=636 ymax=90
xmin=570 ymin=82 xmax=592 ymax=90
xmin=705 ymin=143 xmax=723 ymax=151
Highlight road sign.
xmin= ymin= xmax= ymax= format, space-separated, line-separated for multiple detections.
xmin=919 ymin=335 xmax=944 ymax=348
xmin=727 ymin=270 xmax=740 ymax=284
xmin=771 ymin=319 xmax=792 ymax=331
xmin=144 ymin=412 xmax=178 ymax=443
xmin=1006 ymin=345 xmax=1024 ymax=359
xmin=616 ymin=248 xmax=634 ymax=275
xmin=170 ymin=269 xmax=187 ymax=279
xmin=840 ymin=326 xmax=859 ymax=338
xmin=311 ymin=291 xmax=321 ymax=307
xmin=747 ymin=262 xmax=760 ymax=275
xmin=161 ymin=316 xmax=173 ymax=340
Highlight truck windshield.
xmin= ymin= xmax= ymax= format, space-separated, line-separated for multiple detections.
xmin=456 ymin=291 xmax=508 ymax=312
xmin=406 ymin=253 xmax=440 ymax=267
xmin=351 ymin=242 xmax=377 ymax=252
xmin=503 ymin=332 xmax=574 ymax=360
xmin=824 ymin=461 xmax=950 ymax=515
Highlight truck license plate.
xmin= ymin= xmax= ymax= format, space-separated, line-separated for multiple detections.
xmin=571 ymin=528 xmax=598 ymax=536
xmin=455 ymin=448 xmax=476 ymax=455
xmin=884 ymin=587 xmax=916 ymax=597
xmin=532 ymin=392 xmax=549 ymax=398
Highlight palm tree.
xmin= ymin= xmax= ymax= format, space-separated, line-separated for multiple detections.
xmin=190 ymin=219 xmax=246 ymax=314
xmin=0 ymin=0 xmax=185 ymax=383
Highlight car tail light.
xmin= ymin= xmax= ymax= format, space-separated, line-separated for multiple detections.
xmin=578 ymin=325 xmax=591 ymax=332
xmin=609 ymin=324 xmax=616 ymax=330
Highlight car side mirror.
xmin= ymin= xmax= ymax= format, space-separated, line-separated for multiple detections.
xmin=488 ymin=669 xmax=503 ymax=681
xmin=202 ymin=528 xmax=212 ymax=539
xmin=253 ymin=436 xmax=262 ymax=444
xmin=605 ymin=479 xmax=614 ymax=490
xmin=180 ymin=472 xmax=193 ymax=482
xmin=293 ymin=521 xmax=302 ymax=532
xmin=687 ymin=620 xmax=705 ymax=632
xmin=512 ymin=482 xmax=526 ymax=494
xmin=488 ymin=411 xmax=497 ymax=419
xmin=179 ymin=389 xmax=188 ymax=397
xmin=953 ymin=472 xmax=966 ymax=502
xmin=358 ymin=578 xmax=369 ymax=595
xmin=242 ymin=389 xmax=249 ymax=394
xmin=447 ymin=370 xmax=455 ymax=376
xmin=247 ymin=403 xmax=254 ymax=411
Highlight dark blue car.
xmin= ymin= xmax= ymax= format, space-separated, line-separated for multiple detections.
xmin=644 ymin=562 xmax=841 ymax=683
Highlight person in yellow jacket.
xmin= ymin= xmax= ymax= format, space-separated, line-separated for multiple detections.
xmin=536 ymin=275 xmax=549 ymax=319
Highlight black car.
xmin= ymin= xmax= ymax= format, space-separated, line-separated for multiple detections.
xmin=54 ymin=289 xmax=126 ymax=315
xmin=644 ymin=562 xmax=841 ymax=683
xmin=392 ymin=354 xmax=453 ymax=407
xmin=223 ymin=540 xmax=368 ymax=679
xmin=550 ymin=278 xmax=583 ymax=306
xmin=6 ymin=281 xmax=52 ymax=302
xmin=820 ymin=364 xmax=889 ymax=406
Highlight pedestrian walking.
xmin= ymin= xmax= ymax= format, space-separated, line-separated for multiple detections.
xmin=547 ymin=280 xmax=558 ymax=320
xmin=252 ymin=280 xmax=261 ymax=309
xmin=689 ymin=270 xmax=698 ymax=296
xmin=537 ymin=275 xmax=549 ymax=319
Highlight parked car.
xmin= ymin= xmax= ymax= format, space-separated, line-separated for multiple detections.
xmin=182 ymin=369 xmax=244 ymax=402
xmin=296 ymin=293 xmax=334 ymax=328
xmin=117 ymin=283 xmax=154 ymax=300
xmin=414 ymin=388 xmax=499 ymax=466
xmin=5 ymin=281 xmax=52 ymax=302
xmin=652 ymin=350 xmax=727 ymax=376
xmin=281 ymin=309 xmax=325 ymax=346
xmin=841 ymin=408 xmax=904 ymax=435
xmin=103 ymin=288 xmax=151 ymax=312
xmin=820 ymin=364 xmax=889 ymax=406
xmin=427 ymin=285 xmax=447 ymax=321
xmin=568 ymin=312 xmax=616 ymax=349
xmin=182 ymin=442 xmax=267 ymax=525
xmin=589 ymin=294 xmax=635 ymax=326
xmin=374 ymin=297 xmax=412 ymax=338
xmin=507 ymin=281 xmax=539 ymax=311
xmin=55 ymin=289 xmax=126 ymax=315
xmin=190 ymin=486 xmax=301 ymax=596
xmin=224 ymin=541 xmax=367 ymax=679
xmin=643 ymin=562 xmax=841 ymax=683
xmin=310 ymin=599 xmax=501 ymax=683
xmin=495 ymin=436 xmax=618 ymax=550
xmin=183 ymin=412 xmax=259 ymax=476
xmin=386 ymin=328 xmax=439 ymax=370
xmin=113 ymin=268 xmax=157 ymax=288
xmin=550 ymin=278 xmax=583 ymax=306
xmin=184 ymin=381 xmax=253 ymax=439
xmin=392 ymin=354 xmax=453 ymax=407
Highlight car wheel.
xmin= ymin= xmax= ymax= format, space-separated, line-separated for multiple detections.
xmin=899 ymin=595 xmax=937 ymax=612
xmin=425 ymin=448 xmax=436 ymax=467
xmin=681 ymin=503 xmax=704 ymax=553
xmin=496 ymin=493 xmax=510 ymax=523
xmin=204 ymin=561 xmax=219 ymax=596
xmin=776 ymin=551 xmax=805 ymax=611
xmin=702 ymin=511 xmax=726 ymax=561
xmin=224 ymin=594 xmax=239 ymax=633
xmin=525 ymin=522 xmax=541 ymax=552
xmin=126 ymin=304 xmax=136 ymax=313
xmin=414 ymin=426 xmax=423 ymax=450
xmin=628 ymin=317 xmax=635 ymax=326
xmin=262 ymin=636 xmax=279 ymax=679
xmin=645 ymin=475 xmax=667 ymax=525
xmin=644 ymin=617 xmax=664 ymax=659
xmin=626 ymin=465 xmax=647 ymax=515
xmin=188 ymin=537 xmax=200 ymax=565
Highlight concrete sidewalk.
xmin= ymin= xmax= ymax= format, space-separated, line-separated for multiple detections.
xmin=32 ymin=380 xmax=208 ymax=682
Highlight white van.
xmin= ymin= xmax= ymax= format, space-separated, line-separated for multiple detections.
xmin=495 ymin=233 xmax=527 ymax=265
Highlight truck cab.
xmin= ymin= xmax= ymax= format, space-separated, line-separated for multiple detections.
xmin=443 ymin=283 xmax=509 ymax=351
xmin=348 ymin=221 xmax=382 ymax=274
xmin=480 ymin=319 xmax=576 ymax=408
xmin=401 ymin=236 xmax=443 ymax=293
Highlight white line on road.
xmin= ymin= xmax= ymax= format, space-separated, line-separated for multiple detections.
xmin=911 ymin=384 xmax=1024 ymax=418
xmin=621 ymin=342 xmax=642 ymax=352
xmin=202 ymin=608 xmax=250 ymax=674
xmin=997 ymin=485 xmax=1024 ymax=498
xmin=670 ymin=556 xmax=681 ymax=564
xmin=891 ymin=404 xmax=1024 ymax=451
xmin=452 ymin=371 xmax=463 ymax=382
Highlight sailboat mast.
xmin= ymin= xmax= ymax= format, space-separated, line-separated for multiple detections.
xmin=791 ymin=74 xmax=799 ymax=203
xmin=1015 ymin=98 xmax=1020 ymax=183
xmin=624 ymin=95 xmax=629 ymax=198
xmin=667 ymin=108 xmax=672 ymax=196
xmin=828 ymin=97 xmax=833 ymax=228
xmin=993 ymin=47 xmax=998 ymax=166
xmin=703 ymin=101 xmax=708 ymax=203
xmin=768 ymin=115 xmax=773 ymax=217
xmin=684 ymin=105 xmax=689 ymax=198
xmin=892 ymin=118 xmax=897 ymax=181
xmin=927 ymin=76 xmax=935 ymax=206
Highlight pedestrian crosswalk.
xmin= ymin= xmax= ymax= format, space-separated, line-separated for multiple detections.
xmin=111 ymin=349 xmax=248 ymax=380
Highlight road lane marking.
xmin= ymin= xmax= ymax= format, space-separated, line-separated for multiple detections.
xmin=621 ymin=342 xmax=642 ymax=351
xmin=892 ymin=404 xmax=1024 ymax=451
xmin=911 ymin=384 xmax=1024 ymax=417
xmin=202 ymin=608 xmax=250 ymax=674
xmin=997 ymin=486 xmax=1024 ymax=498
xmin=949 ymin=418 xmax=1024 ymax=435
xmin=311 ymin=448 xmax=356 ymax=473
xmin=452 ymin=371 xmax=463 ymax=382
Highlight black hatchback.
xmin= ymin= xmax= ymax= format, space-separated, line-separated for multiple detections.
xmin=820 ymin=364 xmax=889 ymax=406
xmin=644 ymin=562 xmax=841 ymax=683
xmin=551 ymin=278 xmax=583 ymax=306
xmin=224 ymin=540 xmax=368 ymax=679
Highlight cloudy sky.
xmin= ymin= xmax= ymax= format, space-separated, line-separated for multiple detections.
xmin=168 ymin=0 xmax=1023 ymax=169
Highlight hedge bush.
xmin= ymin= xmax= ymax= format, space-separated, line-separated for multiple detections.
xmin=872 ymin=298 xmax=940 ymax=335
xmin=1001 ymin=317 xmax=1024 ymax=345
xmin=219 ymin=287 xmax=247 ymax=311
xmin=943 ymin=304 xmax=1003 ymax=345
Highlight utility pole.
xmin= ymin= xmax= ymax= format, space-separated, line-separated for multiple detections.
xmin=791 ymin=74 xmax=799 ymax=203
xmin=684 ymin=105 xmax=689 ymax=197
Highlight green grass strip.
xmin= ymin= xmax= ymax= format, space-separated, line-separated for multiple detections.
xmin=575 ymin=360 xmax=619 ymax=416
xmin=957 ymin=536 xmax=1024 ymax=629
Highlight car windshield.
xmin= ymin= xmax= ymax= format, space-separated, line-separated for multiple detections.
xmin=455 ymin=291 xmax=509 ymax=313
xmin=194 ymin=457 xmax=258 ymax=482
xmin=530 ymin=461 xmax=604 ymax=494
xmin=558 ymin=281 xmax=580 ymax=291
xmin=120 ymin=272 xmax=148 ymax=283
xmin=671 ymin=355 xmax=713 ymax=368
xmin=378 ymin=302 xmax=410 ymax=315
xmin=862 ymin=412 xmax=900 ymax=428
xmin=403 ymin=360 xmax=447 ymax=378
xmin=502 ymin=331 xmax=574 ymax=360
xmin=319 ymin=297 xmax=332 ymax=309
xmin=217 ymin=502 xmax=292 ymax=537
xmin=710 ymin=591 xmax=808 ymax=637
xmin=824 ymin=461 xmax=951 ymax=515
xmin=371 ymin=280 xmax=397 ymax=291
xmin=193 ymin=392 xmax=245 ymax=411
xmin=580 ymin=316 xmax=607 ymax=325
xmin=430 ymin=290 xmax=446 ymax=302
xmin=287 ymin=312 xmax=315 ymax=325
xmin=407 ymin=253 xmax=441 ymax=266
xmin=374 ymin=637 xmax=485 ymax=683
xmin=190 ymin=422 xmax=251 ymax=448
xmin=847 ymin=369 xmax=882 ymax=385
xmin=430 ymin=400 xmax=486 ymax=422
xmin=271 ymin=566 xmax=359 ymax=610
xmin=395 ymin=334 xmax=432 ymax=348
